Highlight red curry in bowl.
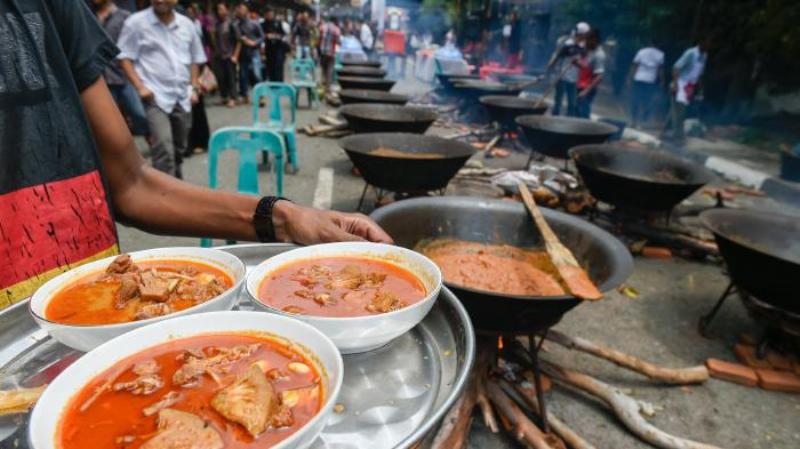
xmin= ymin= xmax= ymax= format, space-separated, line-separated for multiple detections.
xmin=58 ymin=332 xmax=323 ymax=449
xmin=257 ymin=257 xmax=427 ymax=317
xmin=45 ymin=254 xmax=233 ymax=325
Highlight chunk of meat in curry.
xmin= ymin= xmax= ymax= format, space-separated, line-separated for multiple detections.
xmin=140 ymin=409 xmax=223 ymax=449
xmin=113 ymin=359 xmax=164 ymax=395
xmin=173 ymin=344 xmax=261 ymax=388
xmin=211 ymin=364 xmax=293 ymax=436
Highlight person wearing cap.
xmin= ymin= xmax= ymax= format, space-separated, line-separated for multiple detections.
xmin=575 ymin=28 xmax=606 ymax=118
xmin=547 ymin=22 xmax=589 ymax=117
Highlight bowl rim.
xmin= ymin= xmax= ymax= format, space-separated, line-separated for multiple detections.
xmin=245 ymin=242 xmax=443 ymax=322
xmin=28 ymin=310 xmax=344 ymax=449
xmin=28 ymin=247 xmax=246 ymax=330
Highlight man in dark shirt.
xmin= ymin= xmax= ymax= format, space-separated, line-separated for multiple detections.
xmin=93 ymin=0 xmax=147 ymax=135
xmin=234 ymin=1 xmax=263 ymax=102
xmin=291 ymin=11 xmax=312 ymax=60
xmin=0 ymin=0 xmax=391 ymax=310
xmin=213 ymin=2 xmax=240 ymax=107
xmin=261 ymin=7 xmax=287 ymax=82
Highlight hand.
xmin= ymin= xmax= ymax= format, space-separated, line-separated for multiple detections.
xmin=191 ymin=90 xmax=199 ymax=105
xmin=577 ymin=89 xmax=588 ymax=99
xmin=272 ymin=201 xmax=393 ymax=245
xmin=137 ymin=86 xmax=154 ymax=101
xmin=230 ymin=55 xmax=238 ymax=64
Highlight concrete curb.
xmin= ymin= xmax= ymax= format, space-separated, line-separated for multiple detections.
xmin=615 ymin=124 xmax=800 ymax=209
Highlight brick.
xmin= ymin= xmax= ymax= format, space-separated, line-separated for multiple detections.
xmin=765 ymin=350 xmax=794 ymax=371
xmin=706 ymin=358 xmax=758 ymax=387
xmin=734 ymin=344 xmax=771 ymax=369
xmin=755 ymin=369 xmax=800 ymax=393
xmin=641 ymin=246 xmax=672 ymax=259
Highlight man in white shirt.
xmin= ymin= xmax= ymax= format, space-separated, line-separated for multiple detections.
xmin=118 ymin=0 xmax=206 ymax=178
xmin=628 ymin=43 xmax=664 ymax=128
xmin=359 ymin=20 xmax=374 ymax=58
xmin=663 ymin=37 xmax=712 ymax=144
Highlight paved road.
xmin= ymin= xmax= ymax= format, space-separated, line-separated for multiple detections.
xmin=119 ymin=78 xmax=800 ymax=449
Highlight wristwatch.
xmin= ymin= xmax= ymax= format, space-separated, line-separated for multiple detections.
xmin=253 ymin=196 xmax=288 ymax=242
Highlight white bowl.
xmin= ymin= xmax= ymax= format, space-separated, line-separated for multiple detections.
xmin=29 ymin=247 xmax=246 ymax=352
xmin=28 ymin=311 xmax=343 ymax=449
xmin=246 ymin=242 xmax=442 ymax=354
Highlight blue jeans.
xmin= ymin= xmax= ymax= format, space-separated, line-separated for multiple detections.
xmin=576 ymin=88 xmax=596 ymax=118
xmin=109 ymin=82 xmax=148 ymax=136
xmin=630 ymin=81 xmax=658 ymax=126
xmin=552 ymin=80 xmax=577 ymax=116
xmin=238 ymin=51 xmax=262 ymax=98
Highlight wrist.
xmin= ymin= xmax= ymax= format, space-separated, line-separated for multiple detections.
xmin=271 ymin=199 xmax=296 ymax=242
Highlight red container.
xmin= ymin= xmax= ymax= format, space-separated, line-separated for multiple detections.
xmin=384 ymin=30 xmax=406 ymax=55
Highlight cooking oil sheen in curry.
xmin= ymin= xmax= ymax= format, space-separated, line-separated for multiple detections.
xmin=45 ymin=259 xmax=233 ymax=325
xmin=417 ymin=239 xmax=566 ymax=296
xmin=58 ymin=333 xmax=323 ymax=449
xmin=258 ymin=257 xmax=427 ymax=317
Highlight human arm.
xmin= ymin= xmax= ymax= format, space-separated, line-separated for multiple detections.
xmin=80 ymin=78 xmax=392 ymax=244
xmin=115 ymin=18 xmax=153 ymax=100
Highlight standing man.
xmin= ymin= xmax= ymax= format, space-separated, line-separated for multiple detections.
xmin=575 ymin=29 xmax=606 ymax=118
xmin=262 ymin=7 xmax=287 ymax=82
xmin=94 ymin=0 xmax=147 ymax=136
xmin=628 ymin=42 xmax=664 ymax=129
xmin=547 ymin=22 xmax=589 ymax=116
xmin=118 ymin=0 xmax=206 ymax=179
xmin=213 ymin=2 xmax=241 ymax=108
xmin=359 ymin=19 xmax=374 ymax=59
xmin=235 ymin=2 xmax=263 ymax=103
xmin=291 ymin=12 xmax=313 ymax=60
xmin=506 ymin=11 xmax=523 ymax=68
xmin=663 ymin=38 xmax=712 ymax=145
xmin=318 ymin=16 xmax=341 ymax=92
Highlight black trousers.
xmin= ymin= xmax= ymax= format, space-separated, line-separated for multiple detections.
xmin=214 ymin=56 xmax=237 ymax=100
xmin=266 ymin=50 xmax=285 ymax=82
xmin=188 ymin=94 xmax=210 ymax=152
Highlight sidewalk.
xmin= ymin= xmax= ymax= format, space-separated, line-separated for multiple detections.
xmin=590 ymin=86 xmax=800 ymax=208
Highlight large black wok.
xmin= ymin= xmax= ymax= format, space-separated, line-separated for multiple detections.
xmin=341 ymin=59 xmax=382 ymax=68
xmin=436 ymin=73 xmax=480 ymax=91
xmin=370 ymin=197 xmax=633 ymax=334
xmin=516 ymin=116 xmax=617 ymax=159
xmin=454 ymin=80 xmax=523 ymax=98
xmin=338 ymin=76 xmax=396 ymax=92
xmin=336 ymin=66 xmax=387 ymax=78
xmin=571 ymin=145 xmax=716 ymax=211
xmin=701 ymin=209 xmax=800 ymax=313
xmin=339 ymin=89 xmax=409 ymax=106
xmin=339 ymin=104 xmax=438 ymax=134
xmin=339 ymin=133 xmax=474 ymax=193
xmin=480 ymin=95 xmax=548 ymax=132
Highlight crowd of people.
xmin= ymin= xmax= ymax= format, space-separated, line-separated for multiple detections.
xmin=93 ymin=0 xmax=379 ymax=178
xmin=546 ymin=20 xmax=711 ymax=145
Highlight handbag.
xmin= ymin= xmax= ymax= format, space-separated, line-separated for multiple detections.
xmin=198 ymin=65 xmax=218 ymax=93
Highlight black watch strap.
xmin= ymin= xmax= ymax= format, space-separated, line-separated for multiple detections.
xmin=253 ymin=196 xmax=288 ymax=242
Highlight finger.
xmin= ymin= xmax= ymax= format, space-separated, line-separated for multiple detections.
xmin=338 ymin=213 xmax=393 ymax=243
xmin=328 ymin=225 xmax=366 ymax=243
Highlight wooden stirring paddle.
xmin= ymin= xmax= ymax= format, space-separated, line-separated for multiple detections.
xmin=517 ymin=182 xmax=603 ymax=300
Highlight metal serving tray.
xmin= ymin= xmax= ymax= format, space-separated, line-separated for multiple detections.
xmin=0 ymin=244 xmax=474 ymax=449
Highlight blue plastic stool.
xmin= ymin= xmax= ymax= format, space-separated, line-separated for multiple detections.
xmin=290 ymin=58 xmax=319 ymax=108
xmin=252 ymin=82 xmax=299 ymax=172
xmin=201 ymin=126 xmax=285 ymax=248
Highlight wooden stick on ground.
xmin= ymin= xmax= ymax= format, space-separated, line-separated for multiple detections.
xmin=541 ymin=361 xmax=723 ymax=449
xmin=503 ymin=380 xmax=597 ymax=449
xmin=518 ymin=182 xmax=603 ymax=300
xmin=545 ymin=330 xmax=709 ymax=385
xmin=0 ymin=385 xmax=46 ymax=416
xmin=486 ymin=380 xmax=560 ymax=449
xmin=430 ymin=378 xmax=477 ymax=449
